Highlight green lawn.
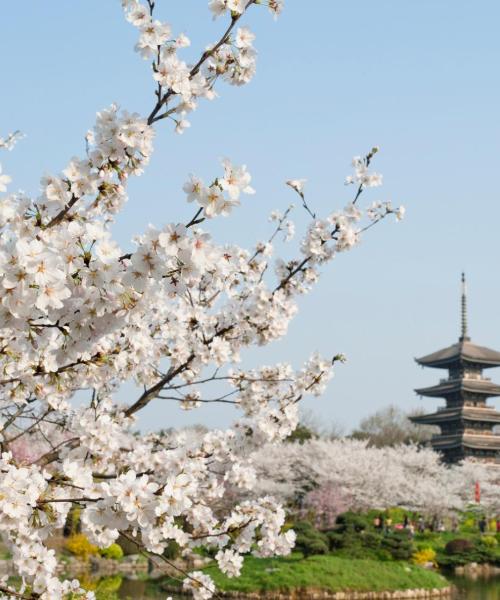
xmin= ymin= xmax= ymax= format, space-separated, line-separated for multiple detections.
xmin=164 ymin=554 xmax=449 ymax=593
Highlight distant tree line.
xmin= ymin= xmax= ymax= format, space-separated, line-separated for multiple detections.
xmin=287 ymin=405 xmax=438 ymax=447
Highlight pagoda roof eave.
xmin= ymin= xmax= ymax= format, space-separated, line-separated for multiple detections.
xmin=416 ymin=340 xmax=500 ymax=369
xmin=432 ymin=434 xmax=500 ymax=451
xmin=411 ymin=408 xmax=500 ymax=425
xmin=415 ymin=379 xmax=500 ymax=398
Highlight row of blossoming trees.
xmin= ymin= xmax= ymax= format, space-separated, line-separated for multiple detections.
xmin=249 ymin=439 xmax=500 ymax=521
xmin=1 ymin=1 xmax=407 ymax=598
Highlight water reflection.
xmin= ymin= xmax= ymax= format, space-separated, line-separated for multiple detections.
xmin=450 ymin=575 xmax=499 ymax=600
xmin=118 ymin=578 xmax=184 ymax=599
xmin=118 ymin=578 xmax=169 ymax=599
xmin=118 ymin=579 xmax=152 ymax=599
xmin=112 ymin=576 xmax=500 ymax=600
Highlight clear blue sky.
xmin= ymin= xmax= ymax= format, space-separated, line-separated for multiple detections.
xmin=2 ymin=1 xmax=500 ymax=432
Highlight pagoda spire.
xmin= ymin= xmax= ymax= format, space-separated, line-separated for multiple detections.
xmin=460 ymin=272 xmax=470 ymax=342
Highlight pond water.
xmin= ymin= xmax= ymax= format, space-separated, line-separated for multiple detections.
xmin=449 ymin=575 xmax=499 ymax=600
xmin=114 ymin=576 xmax=500 ymax=600
xmin=118 ymin=578 xmax=164 ymax=598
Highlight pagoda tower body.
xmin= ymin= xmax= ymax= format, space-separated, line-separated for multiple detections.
xmin=411 ymin=275 xmax=500 ymax=464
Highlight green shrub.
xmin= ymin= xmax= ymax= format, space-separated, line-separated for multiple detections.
xmin=293 ymin=521 xmax=329 ymax=557
xmin=335 ymin=512 xmax=368 ymax=533
xmin=480 ymin=536 xmax=497 ymax=548
xmin=99 ymin=544 xmax=124 ymax=560
xmin=362 ymin=531 xmax=384 ymax=550
xmin=437 ymin=548 xmax=493 ymax=568
xmin=325 ymin=530 xmax=343 ymax=550
xmin=325 ymin=523 xmax=390 ymax=561
xmin=95 ymin=575 xmax=122 ymax=600
xmin=381 ymin=531 xmax=414 ymax=561
xmin=303 ymin=539 xmax=329 ymax=556
xmin=325 ymin=511 xmax=416 ymax=561
xmin=437 ymin=536 xmax=500 ymax=568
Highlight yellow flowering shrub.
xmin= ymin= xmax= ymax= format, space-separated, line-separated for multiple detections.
xmin=65 ymin=534 xmax=98 ymax=559
xmin=412 ymin=547 xmax=437 ymax=566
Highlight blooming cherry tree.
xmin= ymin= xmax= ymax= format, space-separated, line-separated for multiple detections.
xmin=0 ymin=2 xmax=401 ymax=598
xmin=250 ymin=439 xmax=500 ymax=518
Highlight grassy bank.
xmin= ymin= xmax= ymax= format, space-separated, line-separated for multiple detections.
xmin=166 ymin=554 xmax=449 ymax=593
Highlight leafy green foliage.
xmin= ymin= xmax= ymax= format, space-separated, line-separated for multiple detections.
xmin=381 ymin=531 xmax=414 ymax=561
xmin=326 ymin=511 xmax=414 ymax=561
xmin=436 ymin=537 xmax=500 ymax=568
xmin=293 ymin=521 xmax=329 ymax=556
xmin=335 ymin=511 xmax=370 ymax=533
xmin=99 ymin=544 xmax=124 ymax=560
xmin=479 ymin=536 xmax=498 ymax=548
xmin=94 ymin=575 xmax=122 ymax=600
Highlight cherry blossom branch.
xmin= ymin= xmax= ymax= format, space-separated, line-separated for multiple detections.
xmin=0 ymin=585 xmax=36 ymax=600
xmin=119 ymin=530 xmax=223 ymax=599
xmin=3 ymin=408 xmax=53 ymax=445
xmin=125 ymin=323 xmax=235 ymax=416
xmin=158 ymin=392 xmax=238 ymax=405
xmin=286 ymin=180 xmax=315 ymax=218
xmin=186 ymin=207 xmax=205 ymax=228
xmin=274 ymin=255 xmax=312 ymax=293
xmin=44 ymin=2 xmax=257 ymax=229
xmin=190 ymin=518 xmax=253 ymax=540
xmin=0 ymin=403 xmax=29 ymax=434
xmin=33 ymin=436 xmax=79 ymax=466
xmin=248 ymin=204 xmax=294 ymax=266
xmin=349 ymin=146 xmax=380 ymax=205
xmin=0 ymin=130 xmax=24 ymax=151
xmin=168 ymin=374 xmax=294 ymax=390
xmin=45 ymin=193 xmax=79 ymax=228
xmin=148 ymin=1 xmax=257 ymax=125
xmin=0 ymin=349 xmax=120 ymax=387
xmin=37 ymin=497 xmax=102 ymax=505
xmin=124 ymin=354 xmax=195 ymax=416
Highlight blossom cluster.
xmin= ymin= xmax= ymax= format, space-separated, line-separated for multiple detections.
xmin=0 ymin=453 xmax=93 ymax=599
xmin=0 ymin=130 xmax=24 ymax=151
xmin=209 ymin=0 xmax=284 ymax=20
xmin=183 ymin=159 xmax=255 ymax=218
xmin=120 ymin=0 xmax=271 ymax=132
xmin=345 ymin=150 xmax=383 ymax=188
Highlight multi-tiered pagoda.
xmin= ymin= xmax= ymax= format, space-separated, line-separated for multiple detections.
xmin=411 ymin=274 xmax=500 ymax=464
